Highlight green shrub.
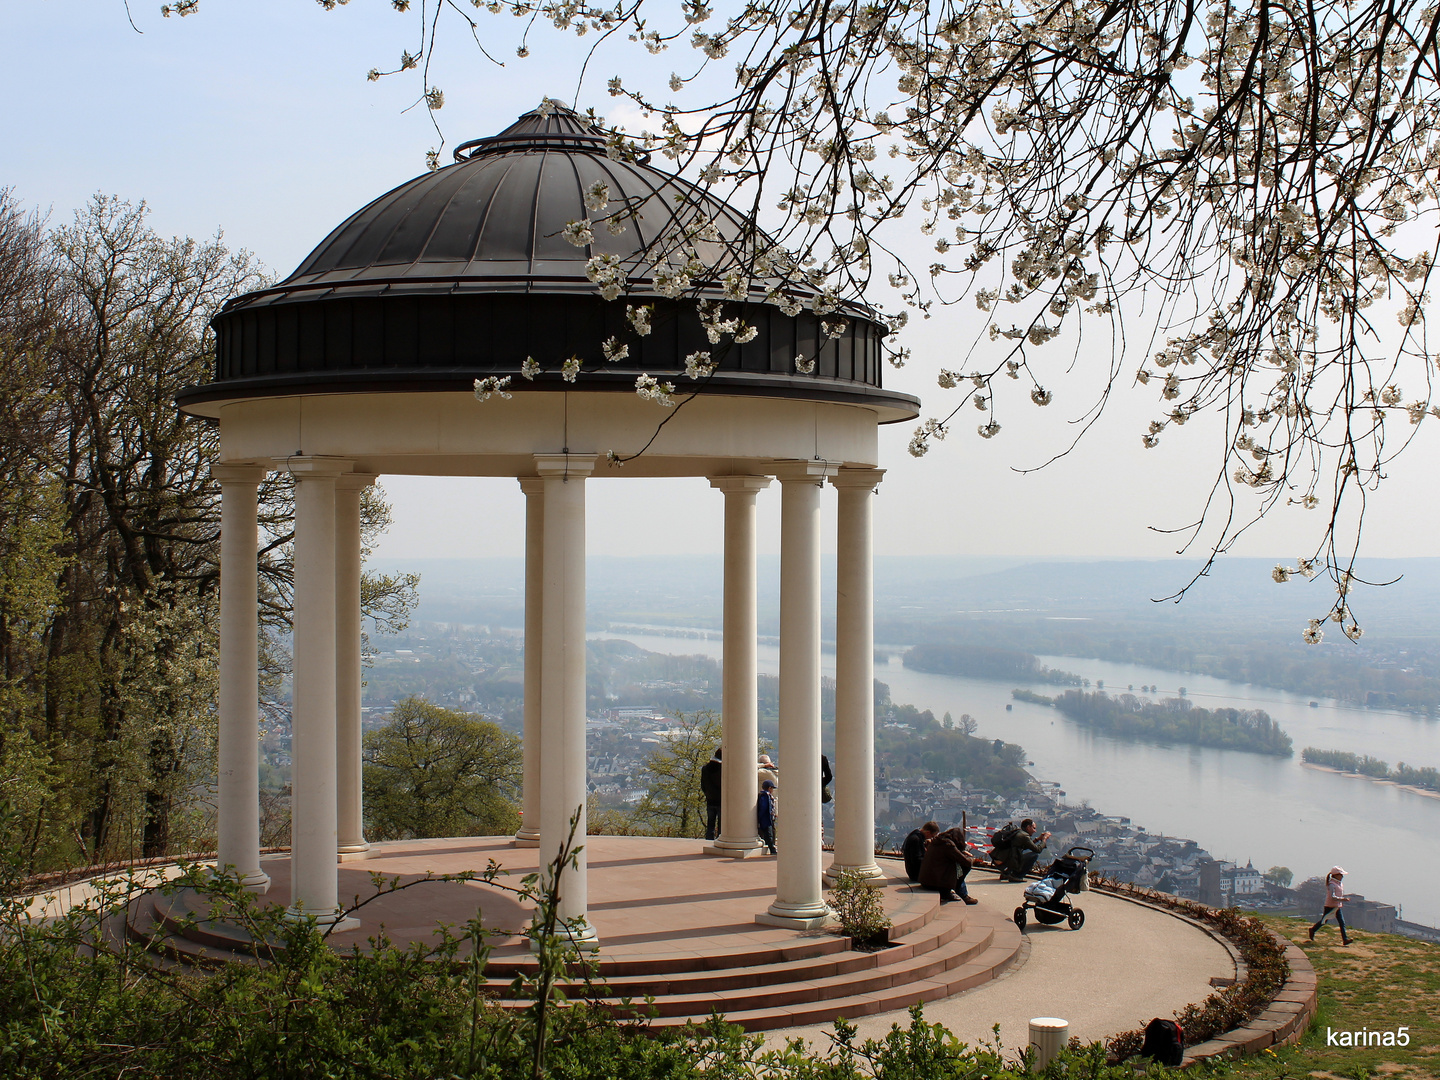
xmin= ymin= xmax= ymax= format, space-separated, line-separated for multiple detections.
xmin=827 ymin=868 xmax=893 ymax=948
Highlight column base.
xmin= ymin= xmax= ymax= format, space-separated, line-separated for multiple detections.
xmin=240 ymin=869 xmax=273 ymax=893
xmin=823 ymin=861 xmax=884 ymax=885
xmin=756 ymin=910 xmax=833 ymax=931
xmin=757 ymin=899 xmax=833 ymax=930
xmin=528 ymin=920 xmax=600 ymax=953
xmin=337 ymin=840 xmax=372 ymax=863
xmin=284 ymin=906 xmax=361 ymax=933
xmin=513 ymin=826 xmax=541 ymax=848
xmin=704 ymin=837 xmax=766 ymax=858
xmin=207 ymin=864 xmax=272 ymax=894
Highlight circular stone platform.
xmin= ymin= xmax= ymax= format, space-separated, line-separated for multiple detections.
xmin=116 ymin=836 xmax=1233 ymax=1039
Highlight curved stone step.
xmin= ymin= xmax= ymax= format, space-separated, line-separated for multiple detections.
xmin=123 ymin=893 xmax=245 ymax=969
xmin=491 ymin=905 xmax=1020 ymax=1029
xmin=640 ymin=934 xmax=1023 ymax=1032
xmin=602 ymin=923 xmax=993 ymax=1019
xmin=497 ymin=902 xmax=977 ymax=1001
xmin=478 ymin=882 xmax=942 ymax=982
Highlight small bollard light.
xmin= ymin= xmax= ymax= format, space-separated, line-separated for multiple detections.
xmin=1028 ymin=1017 xmax=1069 ymax=1071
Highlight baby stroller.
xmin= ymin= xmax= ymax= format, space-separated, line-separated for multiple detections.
xmin=1013 ymin=846 xmax=1094 ymax=931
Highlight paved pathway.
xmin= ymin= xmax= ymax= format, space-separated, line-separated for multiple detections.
xmin=766 ymin=873 xmax=1235 ymax=1053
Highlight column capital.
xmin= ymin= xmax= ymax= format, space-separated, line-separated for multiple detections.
xmin=534 ymin=453 xmax=597 ymax=478
xmin=772 ymin=460 xmax=838 ymax=485
xmin=211 ymin=463 xmax=269 ymax=484
xmin=335 ymin=472 xmax=378 ymax=493
xmin=830 ymin=468 xmax=885 ymax=492
xmin=277 ymin=456 xmax=354 ymax=478
xmin=708 ymin=474 xmax=772 ymax=494
xmin=518 ymin=476 xmax=547 ymax=496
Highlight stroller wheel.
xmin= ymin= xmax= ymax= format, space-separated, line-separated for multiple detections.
xmin=1013 ymin=906 xmax=1027 ymax=931
xmin=1068 ymin=908 xmax=1085 ymax=931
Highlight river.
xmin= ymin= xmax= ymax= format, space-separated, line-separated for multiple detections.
xmin=591 ymin=628 xmax=1440 ymax=927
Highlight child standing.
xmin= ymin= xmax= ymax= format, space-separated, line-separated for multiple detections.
xmin=757 ymin=780 xmax=777 ymax=855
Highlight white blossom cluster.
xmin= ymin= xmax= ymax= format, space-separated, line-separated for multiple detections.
xmin=585 ymin=254 xmax=626 ymax=300
xmin=683 ymin=350 xmax=716 ymax=378
xmin=473 ymin=376 xmax=512 ymax=401
xmin=635 ymin=372 xmax=676 ymax=406
xmin=561 ymin=219 xmax=594 ymax=248
xmin=602 ymin=336 xmax=629 ymax=362
xmin=1273 ymin=560 xmax=1364 ymax=642
xmin=626 ymin=303 xmax=653 ymax=336
xmin=697 ymin=299 xmax=758 ymax=345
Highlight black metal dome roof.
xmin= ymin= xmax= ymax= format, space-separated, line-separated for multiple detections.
xmin=179 ymin=104 xmax=919 ymax=419
xmin=280 ymin=105 xmax=751 ymax=295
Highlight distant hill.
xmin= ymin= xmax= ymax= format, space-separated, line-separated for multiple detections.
xmin=370 ymin=555 xmax=1440 ymax=647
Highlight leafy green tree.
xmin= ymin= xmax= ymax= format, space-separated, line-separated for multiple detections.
xmin=1264 ymin=866 xmax=1293 ymax=889
xmin=626 ymin=710 xmax=723 ymax=839
xmin=0 ymin=195 xmax=72 ymax=868
xmin=1 ymin=193 xmax=267 ymax=866
xmin=0 ymin=191 xmax=419 ymax=873
xmin=362 ymin=697 xmax=522 ymax=840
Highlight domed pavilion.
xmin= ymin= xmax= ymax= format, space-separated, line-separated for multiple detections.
xmin=180 ymin=104 xmax=920 ymax=946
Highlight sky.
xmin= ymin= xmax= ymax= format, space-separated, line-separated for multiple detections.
xmin=4 ymin=1 xmax=1436 ymax=577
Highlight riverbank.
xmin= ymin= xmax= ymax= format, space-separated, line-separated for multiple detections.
xmin=1300 ymin=761 xmax=1440 ymax=802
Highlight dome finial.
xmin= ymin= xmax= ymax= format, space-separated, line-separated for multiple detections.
xmin=453 ymin=100 xmax=604 ymax=162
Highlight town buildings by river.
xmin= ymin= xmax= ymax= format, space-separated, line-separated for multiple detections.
xmin=341 ymin=620 xmax=1440 ymax=936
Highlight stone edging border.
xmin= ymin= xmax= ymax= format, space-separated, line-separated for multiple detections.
xmin=1089 ymin=882 xmax=1318 ymax=1067
xmin=1180 ymin=928 xmax=1316 ymax=1066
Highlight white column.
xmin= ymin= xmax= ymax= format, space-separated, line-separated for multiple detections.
xmin=535 ymin=453 xmax=599 ymax=950
xmin=760 ymin=460 xmax=836 ymax=929
xmin=285 ymin=456 xmax=357 ymax=929
xmin=214 ymin=463 xmax=270 ymax=892
xmin=514 ymin=477 xmax=544 ymax=846
xmin=704 ymin=475 xmax=771 ymax=858
xmin=335 ymin=473 xmax=376 ymax=858
xmin=827 ymin=469 xmax=884 ymax=881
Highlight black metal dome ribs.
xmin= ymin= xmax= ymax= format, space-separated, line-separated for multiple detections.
xmin=181 ymin=104 xmax=918 ymax=418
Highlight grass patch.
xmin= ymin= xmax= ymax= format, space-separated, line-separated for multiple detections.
xmin=1202 ymin=916 xmax=1439 ymax=1080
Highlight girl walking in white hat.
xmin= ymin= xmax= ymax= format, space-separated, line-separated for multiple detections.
xmin=1308 ymin=866 xmax=1351 ymax=946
